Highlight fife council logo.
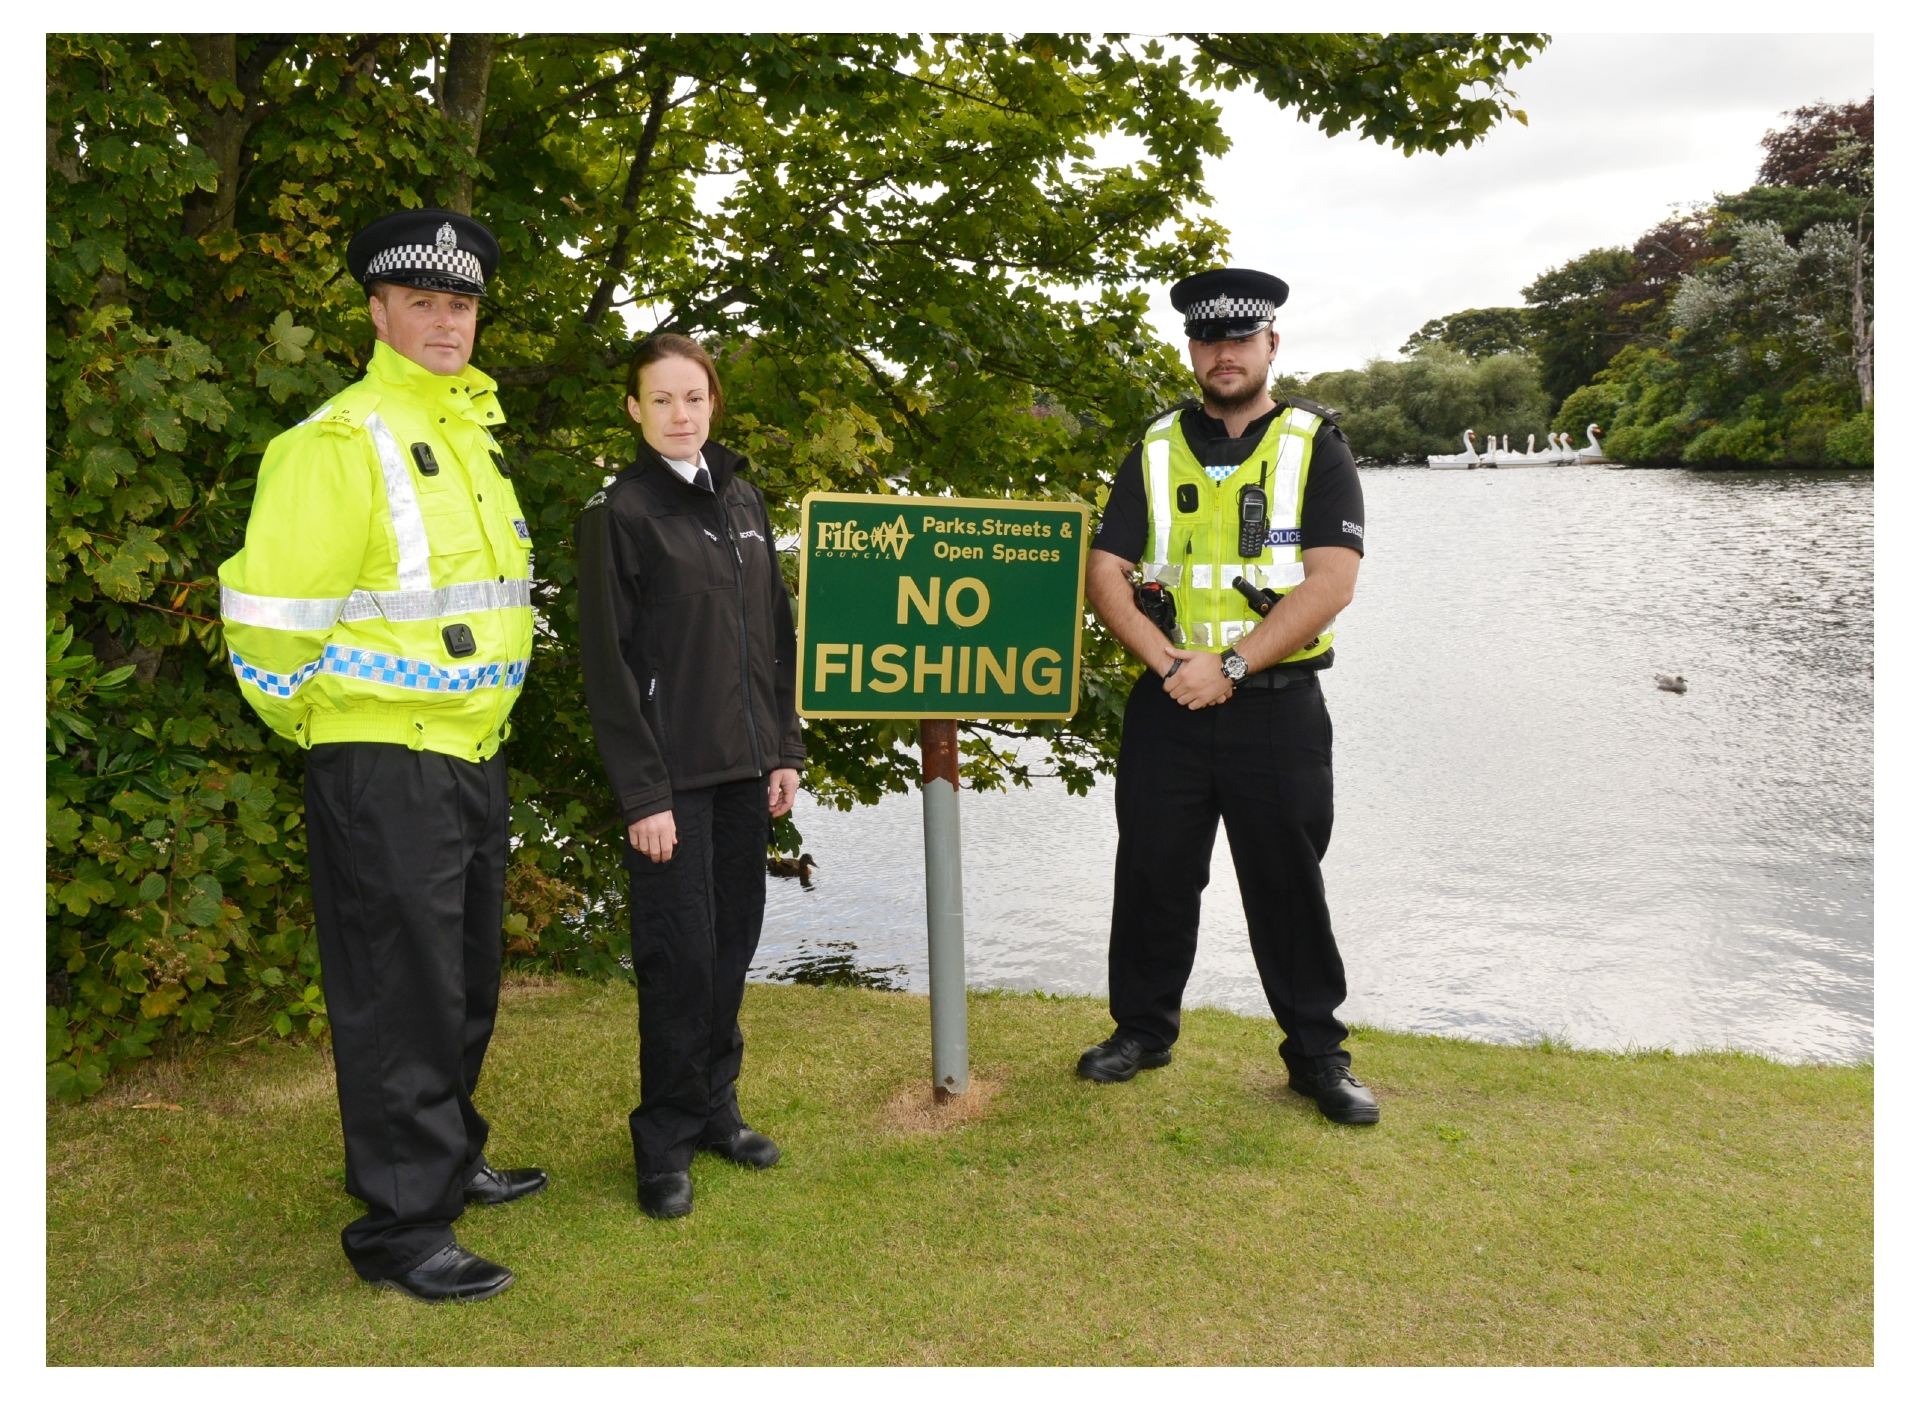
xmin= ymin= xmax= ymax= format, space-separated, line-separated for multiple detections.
xmin=816 ymin=514 xmax=914 ymax=560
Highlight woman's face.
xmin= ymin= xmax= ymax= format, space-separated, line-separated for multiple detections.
xmin=628 ymin=356 xmax=713 ymax=461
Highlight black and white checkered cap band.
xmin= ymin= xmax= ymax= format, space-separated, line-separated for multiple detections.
xmin=366 ymin=243 xmax=485 ymax=288
xmin=1185 ymin=294 xmax=1273 ymax=322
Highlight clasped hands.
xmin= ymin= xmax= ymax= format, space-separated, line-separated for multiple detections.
xmin=627 ymin=767 xmax=801 ymax=863
xmin=1160 ymin=646 xmax=1235 ymax=709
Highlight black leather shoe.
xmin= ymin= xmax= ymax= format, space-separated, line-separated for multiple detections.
xmin=1076 ymin=1035 xmax=1173 ymax=1083
xmin=700 ymin=1127 xmax=781 ymax=1169
xmin=464 ymin=1161 xmax=550 ymax=1206
xmin=1290 ymin=1065 xmax=1381 ymax=1124
xmin=378 ymin=1243 xmax=514 ymax=1303
xmin=638 ymin=1170 xmax=694 ymax=1219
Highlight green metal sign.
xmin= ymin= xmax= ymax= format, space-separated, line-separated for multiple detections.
xmin=796 ymin=493 xmax=1092 ymax=720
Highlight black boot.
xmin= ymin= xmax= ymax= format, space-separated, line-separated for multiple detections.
xmin=700 ymin=1127 xmax=781 ymax=1169
xmin=639 ymin=1171 xmax=694 ymax=1219
xmin=377 ymin=1244 xmax=514 ymax=1303
xmin=464 ymin=1161 xmax=551 ymax=1206
xmin=1289 ymin=1064 xmax=1381 ymax=1125
xmin=1076 ymin=1034 xmax=1173 ymax=1083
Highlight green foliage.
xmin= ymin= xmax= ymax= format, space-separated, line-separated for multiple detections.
xmin=1522 ymin=247 xmax=1638 ymax=404
xmin=1298 ymin=346 xmax=1551 ymax=461
xmin=1398 ymin=306 xmax=1532 ymax=359
xmin=1596 ymin=215 xmax=1870 ymax=467
xmin=47 ymin=33 xmax=1538 ymax=1093
xmin=1184 ymin=34 xmax=1546 ymax=155
xmin=1549 ymin=380 xmax=1626 ymax=439
xmin=1825 ymin=408 xmax=1873 ymax=467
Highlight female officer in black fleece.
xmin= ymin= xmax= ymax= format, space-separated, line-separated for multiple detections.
xmin=575 ymin=334 xmax=807 ymax=1220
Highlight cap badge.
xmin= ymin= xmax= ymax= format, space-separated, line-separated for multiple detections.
xmin=436 ymin=222 xmax=457 ymax=251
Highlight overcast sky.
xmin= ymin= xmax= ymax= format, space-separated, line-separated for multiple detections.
xmin=1142 ymin=32 xmax=1875 ymax=376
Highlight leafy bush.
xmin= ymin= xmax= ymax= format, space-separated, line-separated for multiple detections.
xmin=1825 ymin=409 xmax=1874 ymax=466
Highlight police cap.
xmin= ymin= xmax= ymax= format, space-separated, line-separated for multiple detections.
xmin=348 ymin=208 xmax=499 ymax=298
xmin=1170 ymin=267 xmax=1290 ymax=342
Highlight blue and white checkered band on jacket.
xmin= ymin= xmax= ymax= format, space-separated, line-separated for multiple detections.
xmin=366 ymin=225 xmax=485 ymax=290
xmin=1186 ymin=295 xmax=1274 ymax=323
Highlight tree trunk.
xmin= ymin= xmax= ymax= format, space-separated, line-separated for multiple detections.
xmin=180 ymin=36 xmax=291 ymax=242
xmin=181 ymin=36 xmax=243 ymax=241
xmin=439 ymin=35 xmax=495 ymax=216
xmin=1851 ymin=209 xmax=1872 ymax=409
xmin=581 ymin=78 xmax=673 ymax=329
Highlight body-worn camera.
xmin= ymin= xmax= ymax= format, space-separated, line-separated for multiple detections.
xmin=1135 ymin=580 xmax=1182 ymax=642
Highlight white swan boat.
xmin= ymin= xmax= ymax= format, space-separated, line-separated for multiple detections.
xmin=1427 ymin=429 xmax=1480 ymax=468
xmin=1493 ymin=433 xmax=1550 ymax=467
xmin=1573 ymin=423 xmax=1609 ymax=463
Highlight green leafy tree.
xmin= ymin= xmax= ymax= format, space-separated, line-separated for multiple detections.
xmin=1299 ymin=346 xmax=1551 ymax=461
xmin=47 ymin=32 xmax=1544 ymax=1095
xmin=1398 ymin=306 xmax=1532 ymax=359
xmin=1572 ymin=98 xmax=1872 ymax=466
xmin=1522 ymin=247 xmax=1638 ymax=405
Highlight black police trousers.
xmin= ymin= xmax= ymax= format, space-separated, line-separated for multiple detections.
xmin=1107 ymin=671 xmax=1352 ymax=1074
xmin=304 ymin=742 xmax=508 ymax=1280
xmin=623 ymin=776 xmax=768 ymax=1175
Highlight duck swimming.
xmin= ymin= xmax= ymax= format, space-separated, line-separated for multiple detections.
xmin=768 ymin=852 xmax=818 ymax=889
xmin=1654 ymin=674 xmax=1688 ymax=694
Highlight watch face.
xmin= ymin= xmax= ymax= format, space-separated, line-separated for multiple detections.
xmin=1223 ymin=651 xmax=1248 ymax=680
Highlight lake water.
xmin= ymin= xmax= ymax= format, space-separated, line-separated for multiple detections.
xmin=753 ymin=466 xmax=1874 ymax=1065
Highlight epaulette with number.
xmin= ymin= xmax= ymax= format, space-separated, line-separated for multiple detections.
xmin=297 ymin=394 xmax=379 ymax=437
xmin=1282 ymin=395 xmax=1342 ymax=424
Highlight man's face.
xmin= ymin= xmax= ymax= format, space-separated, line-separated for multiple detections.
xmin=1189 ymin=329 xmax=1277 ymax=410
xmin=368 ymin=285 xmax=477 ymax=376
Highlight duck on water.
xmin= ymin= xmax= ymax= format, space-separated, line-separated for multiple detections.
xmin=768 ymin=853 xmax=818 ymax=889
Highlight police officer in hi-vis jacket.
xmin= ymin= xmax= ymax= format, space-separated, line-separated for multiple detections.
xmin=219 ymin=209 xmax=547 ymax=1302
xmin=1076 ymin=267 xmax=1379 ymax=1125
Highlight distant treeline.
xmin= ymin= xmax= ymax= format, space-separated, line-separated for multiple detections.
xmin=1291 ymin=98 xmax=1873 ymax=467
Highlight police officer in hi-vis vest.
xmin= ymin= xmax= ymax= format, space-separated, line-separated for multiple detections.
xmin=219 ymin=210 xmax=548 ymax=1301
xmin=1077 ymin=267 xmax=1379 ymax=1125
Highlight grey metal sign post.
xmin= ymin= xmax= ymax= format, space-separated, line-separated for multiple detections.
xmin=919 ymin=720 xmax=968 ymax=1101
xmin=794 ymin=492 xmax=1092 ymax=1102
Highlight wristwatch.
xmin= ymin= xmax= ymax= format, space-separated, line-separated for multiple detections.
xmin=1220 ymin=647 xmax=1250 ymax=687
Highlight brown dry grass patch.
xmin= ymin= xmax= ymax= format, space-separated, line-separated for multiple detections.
xmin=880 ymin=1072 xmax=1000 ymax=1134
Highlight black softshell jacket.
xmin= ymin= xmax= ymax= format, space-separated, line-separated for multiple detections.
xmin=575 ymin=441 xmax=806 ymax=823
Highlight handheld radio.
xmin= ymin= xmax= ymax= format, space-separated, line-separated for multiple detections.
xmin=1237 ymin=457 xmax=1270 ymax=558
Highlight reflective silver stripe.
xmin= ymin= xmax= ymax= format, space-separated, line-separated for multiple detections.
xmin=1146 ymin=435 xmax=1174 ymax=567
xmin=338 ymin=577 xmax=533 ymax=623
xmin=1287 ymin=407 xmax=1321 ymax=436
xmin=1273 ymin=431 xmax=1308 ymax=543
xmin=1191 ymin=564 xmax=1211 ymax=589
xmin=365 ymin=412 xmax=432 ymax=593
xmin=1142 ymin=562 xmax=1182 ymax=585
xmin=219 ymin=586 xmax=349 ymax=631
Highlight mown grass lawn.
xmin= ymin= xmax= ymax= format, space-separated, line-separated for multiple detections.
xmin=46 ymin=976 xmax=1871 ymax=1365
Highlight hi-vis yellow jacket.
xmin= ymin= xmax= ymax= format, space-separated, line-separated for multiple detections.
xmin=1139 ymin=404 xmax=1334 ymax=662
xmin=218 ymin=341 xmax=534 ymax=761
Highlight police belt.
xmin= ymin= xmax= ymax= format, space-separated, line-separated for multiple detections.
xmin=1235 ymin=668 xmax=1319 ymax=692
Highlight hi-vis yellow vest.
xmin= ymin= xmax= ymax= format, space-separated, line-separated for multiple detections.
xmin=1139 ymin=405 xmax=1334 ymax=661
xmin=217 ymin=341 xmax=534 ymax=761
